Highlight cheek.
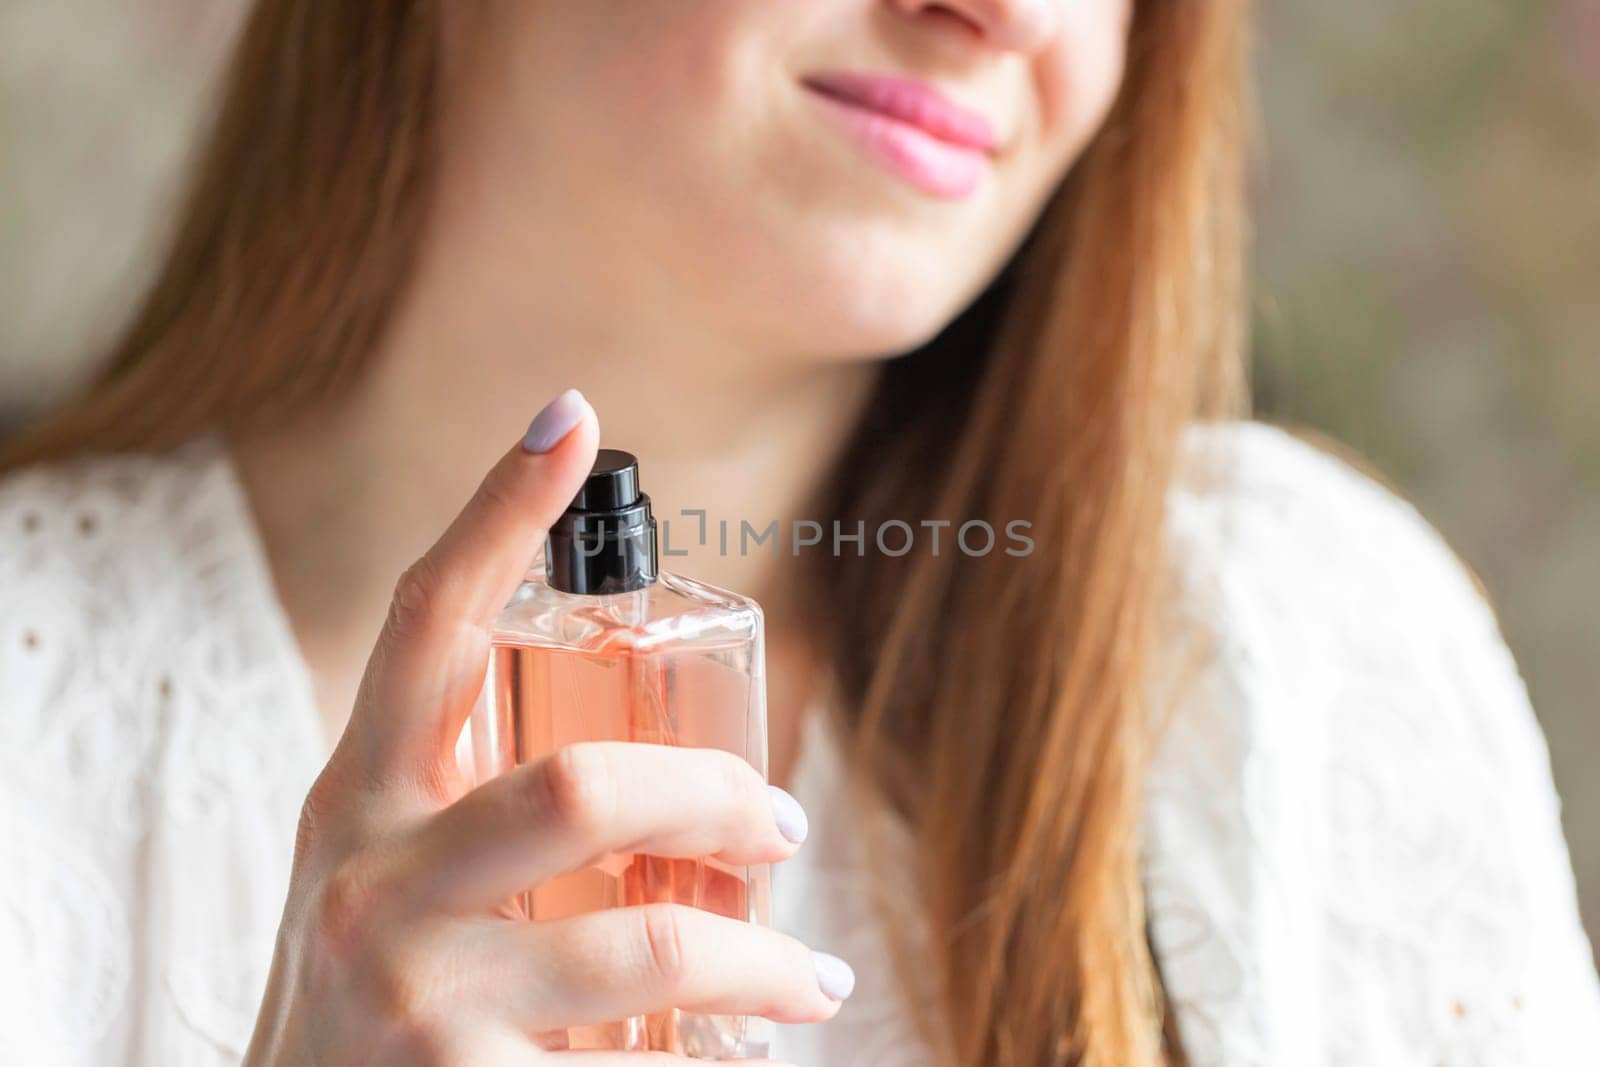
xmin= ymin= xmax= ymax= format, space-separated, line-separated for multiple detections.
xmin=513 ymin=1 xmax=758 ymax=141
xmin=1031 ymin=2 xmax=1133 ymax=177
xmin=507 ymin=1 xmax=780 ymax=247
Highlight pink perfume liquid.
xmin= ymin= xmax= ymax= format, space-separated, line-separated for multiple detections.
xmin=472 ymin=572 xmax=770 ymax=1058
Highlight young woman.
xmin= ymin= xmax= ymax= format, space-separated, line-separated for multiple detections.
xmin=2 ymin=1 xmax=1596 ymax=1064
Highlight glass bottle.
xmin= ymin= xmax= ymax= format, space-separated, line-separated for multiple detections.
xmin=467 ymin=448 xmax=771 ymax=1058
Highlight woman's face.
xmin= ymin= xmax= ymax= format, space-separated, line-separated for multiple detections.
xmin=465 ymin=0 xmax=1133 ymax=361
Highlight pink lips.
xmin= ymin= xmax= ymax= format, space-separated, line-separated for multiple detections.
xmin=801 ymin=70 xmax=998 ymax=199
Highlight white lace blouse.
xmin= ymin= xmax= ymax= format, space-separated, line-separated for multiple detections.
xmin=0 ymin=420 xmax=1596 ymax=1066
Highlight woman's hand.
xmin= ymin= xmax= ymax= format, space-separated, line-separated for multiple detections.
xmin=244 ymin=390 xmax=848 ymax=1065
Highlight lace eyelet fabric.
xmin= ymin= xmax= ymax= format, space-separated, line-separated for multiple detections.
xmin=0 ymin=422 xmax=1595 ymax=1065
xmin=0 ymin=440 xmax=325 ymax=1065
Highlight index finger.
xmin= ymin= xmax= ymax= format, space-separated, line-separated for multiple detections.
xmin=345 ymin=387 xmax=599 ymax=787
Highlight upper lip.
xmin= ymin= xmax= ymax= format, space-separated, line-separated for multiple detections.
xmin=800 ymin=70 xmax=999 ymax=153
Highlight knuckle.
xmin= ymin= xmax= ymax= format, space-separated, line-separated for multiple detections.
xmin=637 ymin=903 xmax=694 ymax=991
xmin=370 ymin=961 xmax=440 ymax=1038
xmin=313 ymin=852 xmax=385 ymax=960
xmin=712 ymin=750 xmax=765 ymax=815
xmin=474 ymin=463 xmax=523 ymax=526
xmin=386 ymin=555 xmax=445 ymax=641
xmin=378 ymin=1016 xmax=458 ymax=1067
xmin=535 ymin=743 xmax=618 ymax=835
xmin=362 ymin=937 xmax=464 ymax=1060
xmin=293 ymin=774 xmax=341 ymax=863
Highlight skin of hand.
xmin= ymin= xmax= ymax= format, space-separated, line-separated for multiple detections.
xmin=243 ymin=390 xmax=847 ymax=1066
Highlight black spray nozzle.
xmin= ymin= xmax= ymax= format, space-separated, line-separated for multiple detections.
xmin=546 ymin=448 xmax=659 ymax=595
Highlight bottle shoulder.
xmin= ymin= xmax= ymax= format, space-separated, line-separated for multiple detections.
xmin=654 ymin=569 xmax=765 ymax=619
xmin=493 ymin=569 xmax=762 ymax=653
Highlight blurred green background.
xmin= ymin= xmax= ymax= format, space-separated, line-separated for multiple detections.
xmin=1251 ymin=1 xmax=1597 ymax=957
xmin=1 ymin=1 xmax=1594 ymax=957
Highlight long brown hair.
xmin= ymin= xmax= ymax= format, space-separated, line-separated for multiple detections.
xmin=0 ymin=3 xmax=1252 ymax=1064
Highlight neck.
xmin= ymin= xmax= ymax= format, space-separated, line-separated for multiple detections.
xmin=231 ymin=64 xmax=883 ymax=766
xmin=232 ymin=262 xmax=877 ymax=770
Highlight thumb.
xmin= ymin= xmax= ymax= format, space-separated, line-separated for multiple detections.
xmin=347 ymin=387 xmax=599 ymax=789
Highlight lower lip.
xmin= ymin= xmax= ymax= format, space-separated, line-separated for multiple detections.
xmin=802 ymin=86 xmax=990 ymax=200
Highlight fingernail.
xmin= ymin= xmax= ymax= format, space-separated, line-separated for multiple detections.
xmin=522 ymin=388 xmax=587 ymax=453
xmin=769 ymin=785 xmax=809 ymax=845
xmin=812 ymin=951 xmax=856 ymax=1001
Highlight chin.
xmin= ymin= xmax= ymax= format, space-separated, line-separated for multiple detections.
xmin=775 ymin=275 xmax=977 ymax=361
xmin=750 ymin=240 xmax=994 ymax=361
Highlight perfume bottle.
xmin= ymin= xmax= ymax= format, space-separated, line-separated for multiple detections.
xmin=468 ymin=448 xmax=771 ymax=1059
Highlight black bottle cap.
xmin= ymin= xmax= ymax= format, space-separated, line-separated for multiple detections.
xmin=546 ymin=448 xmax=659 ymax=595
xmin=572 ymin=448 xmax=641 ymax=511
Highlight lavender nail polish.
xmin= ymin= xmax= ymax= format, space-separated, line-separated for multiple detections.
xmin=522 ymin=388 xmax=587 ymax=453
xmin=813 ymin=951 xmax=856 ymax=1001
xmin=770 ymin=786 xmax=809 ymax=845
